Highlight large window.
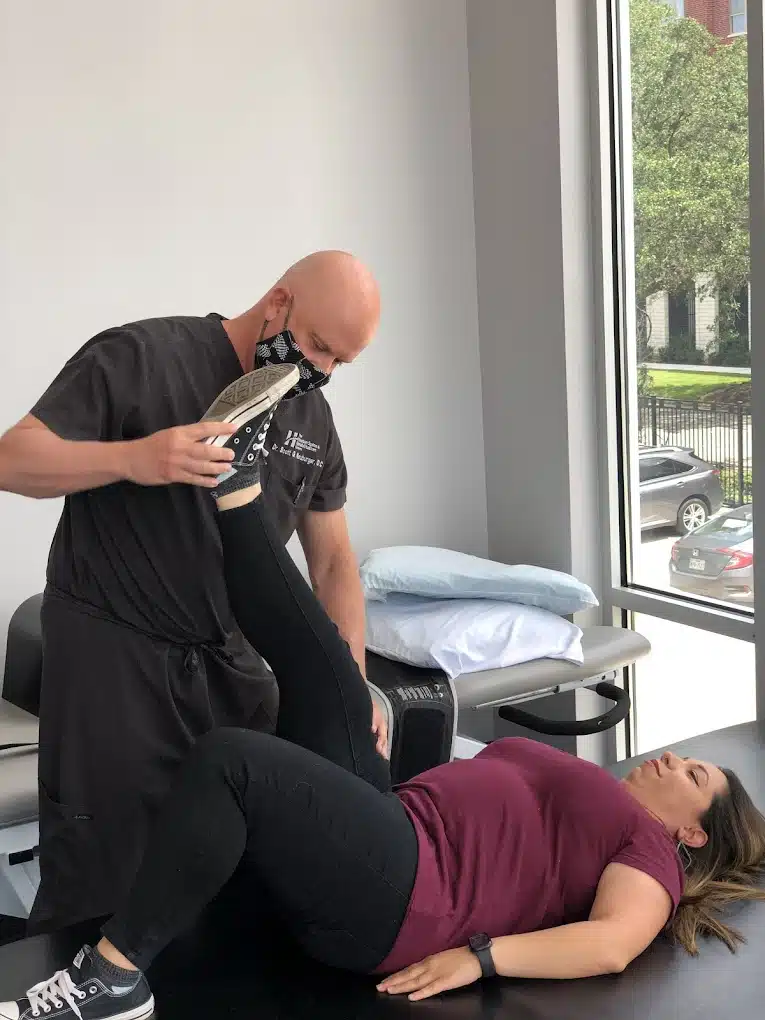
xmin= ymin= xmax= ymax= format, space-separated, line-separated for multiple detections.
xmin=625 ymin=0 xmax=753 ymax=612
xmin=599 ymin=0 xmax=762 ymax=747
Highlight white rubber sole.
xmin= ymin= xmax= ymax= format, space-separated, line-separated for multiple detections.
xmin=109 ymin=999 xmax=155 ymax=1020
xmin=0 ymin=995 xmax=154 ymax=1020
xmin=202 ymin=365 xmax=299 ymax=447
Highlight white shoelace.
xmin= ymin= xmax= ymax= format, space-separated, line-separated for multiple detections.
xmin=26 ymin=969 xmax=86 ymax=1019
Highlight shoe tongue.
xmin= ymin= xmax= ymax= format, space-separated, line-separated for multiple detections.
xmin=72 ymin=946 xmax=91 ymax=973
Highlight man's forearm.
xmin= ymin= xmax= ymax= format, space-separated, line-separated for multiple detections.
xmin=491 ymin=921 xmax=626 ymax=980
xmin=312 ymin=555 xmax=367 ymax=676
xmin=0 ymin=427 xmax=129 ymax=498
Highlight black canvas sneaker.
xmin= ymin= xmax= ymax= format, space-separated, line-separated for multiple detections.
xmin=0 ymin=945 xmax=154 ymax=1020
xmin=202 ymin=363 xmax=299 ymax=497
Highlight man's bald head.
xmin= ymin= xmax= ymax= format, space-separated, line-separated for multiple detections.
xmin=281 ymin=250 xmax=380 ymax=328
xmin=240 ymin=250 xmax=380 ymax=376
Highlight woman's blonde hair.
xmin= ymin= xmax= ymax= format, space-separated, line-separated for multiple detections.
xmin=671 ymin=768 xmax=765 ymax=955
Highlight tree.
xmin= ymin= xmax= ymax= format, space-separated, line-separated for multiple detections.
xmin=630 ymin=0 xmax=749 ymax=303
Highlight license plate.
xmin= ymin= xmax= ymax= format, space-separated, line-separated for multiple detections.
xmin=688 ymin=557 xmax=706 ymax=572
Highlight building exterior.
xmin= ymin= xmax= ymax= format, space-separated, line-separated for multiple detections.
xmin=680 ymin=1 xmax=747 ymax=40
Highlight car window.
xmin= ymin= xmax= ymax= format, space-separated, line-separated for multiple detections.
xmin=639 ymin=457 xmax=678 ymax=482
xmin=694 ymin=514 xmax=753 ymax=541
xmin=669 ymin=458 xmax=693 ymax=475
xmin=639 ymin=458 xmax=658 ymax=482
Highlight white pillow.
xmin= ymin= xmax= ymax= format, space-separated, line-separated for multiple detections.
xmin=360 ymin=546 xmax=598 ymax=617
xmin=365 ymin=595 xmax=584 ymax=680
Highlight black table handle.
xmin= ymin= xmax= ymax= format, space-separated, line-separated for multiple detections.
xmin=497 ymin=682 xmax=630 ymax=737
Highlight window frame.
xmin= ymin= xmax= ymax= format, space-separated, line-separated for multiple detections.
xmin=588 ymin=0 xmax=763 ymax=723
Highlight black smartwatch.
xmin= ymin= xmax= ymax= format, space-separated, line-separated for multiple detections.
xmin=468 ymin=932 xmax=496 ymax=978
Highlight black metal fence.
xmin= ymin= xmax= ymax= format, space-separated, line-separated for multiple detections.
xmin=639 ymin=396 xmax=752 ymax=507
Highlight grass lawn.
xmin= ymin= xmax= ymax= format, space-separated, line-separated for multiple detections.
xmin=647 ymin=369 xmax=749 ymax=401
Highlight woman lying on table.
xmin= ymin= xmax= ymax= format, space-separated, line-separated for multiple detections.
xmin=3 ymin=365 xmax=764 ymax=1020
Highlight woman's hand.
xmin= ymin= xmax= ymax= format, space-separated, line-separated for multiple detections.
xmin=376 ymin=947 xmax=482 ymax=1001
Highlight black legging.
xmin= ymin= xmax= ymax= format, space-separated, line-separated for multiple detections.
xmin=101 ymin=498 xmax=419 ymax=974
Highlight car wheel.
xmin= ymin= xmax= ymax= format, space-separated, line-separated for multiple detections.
xmin=677 ymin=498 xmax=709 ymax=535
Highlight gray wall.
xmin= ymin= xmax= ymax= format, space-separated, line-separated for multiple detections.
xmin=467 ymin=0 xmax=606 ymax=757
xmin=0 ymin=0 xmax=488 ymax=656
xmin=467 ymin=0 xmax=601 ymax=593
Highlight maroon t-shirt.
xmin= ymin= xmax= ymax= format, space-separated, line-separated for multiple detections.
xmin=376 ymin=737 xmax=684 ymax=974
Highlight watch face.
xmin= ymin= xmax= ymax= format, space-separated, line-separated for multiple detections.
xmin=469 ymin=933 xmax=491 ymax=952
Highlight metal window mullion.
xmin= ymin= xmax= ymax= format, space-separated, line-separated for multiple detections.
xmin=611 ymin=0 xmax=644 ymax=583
xmin=590 ymin=0 xmax=640 ymax=605
xmin=589 ymin=0 xmax=649 ymax=764
xmin=609 ymin=584 xmax=755 ymax=643
xmin=748 ymin=0 xmax=765 ymax=721
xmin=589 ymin=0 xmax=623 ymax=604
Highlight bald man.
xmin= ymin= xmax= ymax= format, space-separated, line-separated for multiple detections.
xmin=0 ymin=251 xmax=383 ymax=933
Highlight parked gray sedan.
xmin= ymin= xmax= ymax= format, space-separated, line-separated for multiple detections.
xmin=669 ymin=504 xmax=754 ymax=606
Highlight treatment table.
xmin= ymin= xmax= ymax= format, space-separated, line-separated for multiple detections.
xmin=367 ymin=625 xmax=650 ymax=782
xmin=0 ymin=724 xmax=760 ymax=1019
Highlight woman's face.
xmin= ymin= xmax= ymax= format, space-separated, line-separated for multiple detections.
xmin=623 ymin=751 xmax=728 ymax=847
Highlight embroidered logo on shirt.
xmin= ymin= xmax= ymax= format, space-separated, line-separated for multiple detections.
xmin=283 ymin=430 xmax=319 ymax=453
xmin=272 ymin=431 xmax=324 ymax=468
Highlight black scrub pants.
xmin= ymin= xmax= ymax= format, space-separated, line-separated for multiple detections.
xmin=30 ymin=589 xmax=280 ymax=935
xmin=99 ymin=497 xmax=419 ymax=974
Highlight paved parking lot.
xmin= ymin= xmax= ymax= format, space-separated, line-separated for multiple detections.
xmin=634 ymin=529 xmax=676 ymax=593
xmin=631 ymin=529 xmax=756 ymax=753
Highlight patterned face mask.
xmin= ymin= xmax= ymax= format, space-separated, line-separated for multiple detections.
xmin=255 ymin=301 xmax=330 ymax=397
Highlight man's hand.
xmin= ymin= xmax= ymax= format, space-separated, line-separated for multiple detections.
xmin=371 ymin=699 xmax=389 ymax=758
xmin=123 ymin=423 xmax=237 ymax=487
xmin=376 ymin=947 xmax=482 ymax=1001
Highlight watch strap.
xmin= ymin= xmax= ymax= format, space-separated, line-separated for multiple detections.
xmin=475 ymin=945 xmax=496 ymax=978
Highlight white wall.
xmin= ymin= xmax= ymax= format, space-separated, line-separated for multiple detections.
xmin=0 ymin=0 xmax=487 ymax=659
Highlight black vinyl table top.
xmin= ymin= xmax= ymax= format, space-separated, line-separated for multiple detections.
xmin=0 ymin=722 xmax=762 ymax=1020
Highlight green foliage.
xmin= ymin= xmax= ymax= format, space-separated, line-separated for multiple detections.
xmin=707 ymin=330 xmax=752 ymax=366
xmin=630 ymin=0 xmax=749 ymax=301
xmin=719 ymin=465 xmax=753 ymax=504
xmin=653 ymin=332 xmax=706 ymax=364
xmin=707 ymin=286 xmax=752 ymax=365
xmin=637 ymin=361 xmax=654 ymax=395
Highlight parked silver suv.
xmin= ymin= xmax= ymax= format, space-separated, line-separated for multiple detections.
xmin=639 ymin=446 xmax=725 ymax=535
